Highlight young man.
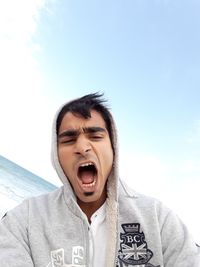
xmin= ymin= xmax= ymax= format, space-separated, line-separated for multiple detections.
xmin=0 ymin=93 xmax=199 ymax=267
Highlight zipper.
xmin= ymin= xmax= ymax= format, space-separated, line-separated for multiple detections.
xmin=89 ymin=225 xmax=95 ymax=267
xmin=85 ymin=221 xmax=93 ymax=267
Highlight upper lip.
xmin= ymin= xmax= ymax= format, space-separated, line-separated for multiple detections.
xmin=76 ymin=160 xmax=98 ymax=175
xmin=79 ymin=162 xmax=94 ymax=167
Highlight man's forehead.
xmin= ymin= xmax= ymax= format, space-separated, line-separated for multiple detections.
xmin=58 ymin=110 xmax=106 ymax=132
xmin=61 ymin=110 xmax=105 ymax=123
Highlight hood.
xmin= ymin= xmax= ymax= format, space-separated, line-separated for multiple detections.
xmin=51 ymin=98 xmax=119 ymax=266
xmin=51 ymin=99 xmax=119 ymax=202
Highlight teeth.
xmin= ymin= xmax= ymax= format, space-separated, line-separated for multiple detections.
xmin=80 ymin=162 xmax=93 ymax=167
xmin=82 ymin=180 xmax=96 ymax=188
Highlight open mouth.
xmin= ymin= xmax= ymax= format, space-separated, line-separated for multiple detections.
xmin=77 ymin=162 xmax=97 ymax=189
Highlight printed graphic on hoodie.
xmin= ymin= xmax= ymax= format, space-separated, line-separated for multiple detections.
xmin=47 ymin=246 xmax=85 ymax=267
xmin=117 ymin=223 xmax=160 ymax=267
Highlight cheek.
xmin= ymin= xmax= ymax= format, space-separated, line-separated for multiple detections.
xmin=58 ymin=149 xmax=71 ymax=172
xmin=58 ymin=146 xmax=71 ymax=160
xmin=101 ymin=144 xmax=114 ymax=170
xmin=105 ymin=147 xmax=113 ymax=161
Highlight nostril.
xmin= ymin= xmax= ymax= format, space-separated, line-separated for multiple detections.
xmin=75 ymin=147 xmax=91 ymax=155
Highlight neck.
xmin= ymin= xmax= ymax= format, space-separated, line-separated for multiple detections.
xmin=77 ymin=192 xmax=106 ymax=223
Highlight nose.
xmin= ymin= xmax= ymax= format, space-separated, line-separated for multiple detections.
xmin=74 ymin=135 xmax=91 ymax=156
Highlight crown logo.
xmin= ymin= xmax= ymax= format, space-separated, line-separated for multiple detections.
xmin=122 ymin=223 xmax=140 ymax=233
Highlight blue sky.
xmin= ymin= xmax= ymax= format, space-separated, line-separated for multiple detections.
xmin=36 ymin=0 xmax=200 ymax=163
xmin=0 ymin=0 xmax=200 ymax=241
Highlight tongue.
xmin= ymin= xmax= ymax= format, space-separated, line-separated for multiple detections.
xmin=79 ymin=171 xmax=94 ymax=184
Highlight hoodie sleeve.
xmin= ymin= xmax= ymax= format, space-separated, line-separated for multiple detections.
xmin=160 ymin=209 xmax=200 ymax=267
xmin=0 ymin=202 xmax=34 ymax=267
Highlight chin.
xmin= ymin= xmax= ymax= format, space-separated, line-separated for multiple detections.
xmin=82 ymin=192 xmax=97 ymax=202
xmin=79 ymin=192 xmax=100 ymax=203
xmin=83 ymin=192 xmax=95 ymax=197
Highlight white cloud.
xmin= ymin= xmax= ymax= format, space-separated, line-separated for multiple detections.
xmin=178 ymin=159 xmax=200 ymax=173
xmin=119 ymin=149 xmax=200 ymax=243
xmin=0 ymin=0 xmax=46 ymax=87
xmin=119 ymin=150 xmax=169 ymax=197
xmin=0 ymin=0 xmax=60 ymax=185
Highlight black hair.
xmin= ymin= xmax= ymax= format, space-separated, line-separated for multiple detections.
xmin=56 ymin=92 xmax=114 ymax=151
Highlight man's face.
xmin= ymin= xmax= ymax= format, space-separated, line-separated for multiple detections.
xmin=57 ymin=110 xmax=113 ymax=205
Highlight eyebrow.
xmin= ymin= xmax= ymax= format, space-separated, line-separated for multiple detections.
xmin=58 ymin=127 xmax=106 ymax=139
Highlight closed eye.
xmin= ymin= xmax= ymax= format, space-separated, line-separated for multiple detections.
xmin=59 ymin=138 xmax=76 ymax=144
xmin=89 ymin=134 xmax=104 ymax=140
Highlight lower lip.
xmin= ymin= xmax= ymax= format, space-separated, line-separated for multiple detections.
xmin=81 ymin=179 xmax=97 ymax=191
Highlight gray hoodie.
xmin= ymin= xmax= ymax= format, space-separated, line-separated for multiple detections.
xmin=0 ymin=101 xmax=199 ymax=267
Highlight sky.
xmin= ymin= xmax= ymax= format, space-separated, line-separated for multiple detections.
xmin=0 ymin=0 xmax=200 ymax=242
